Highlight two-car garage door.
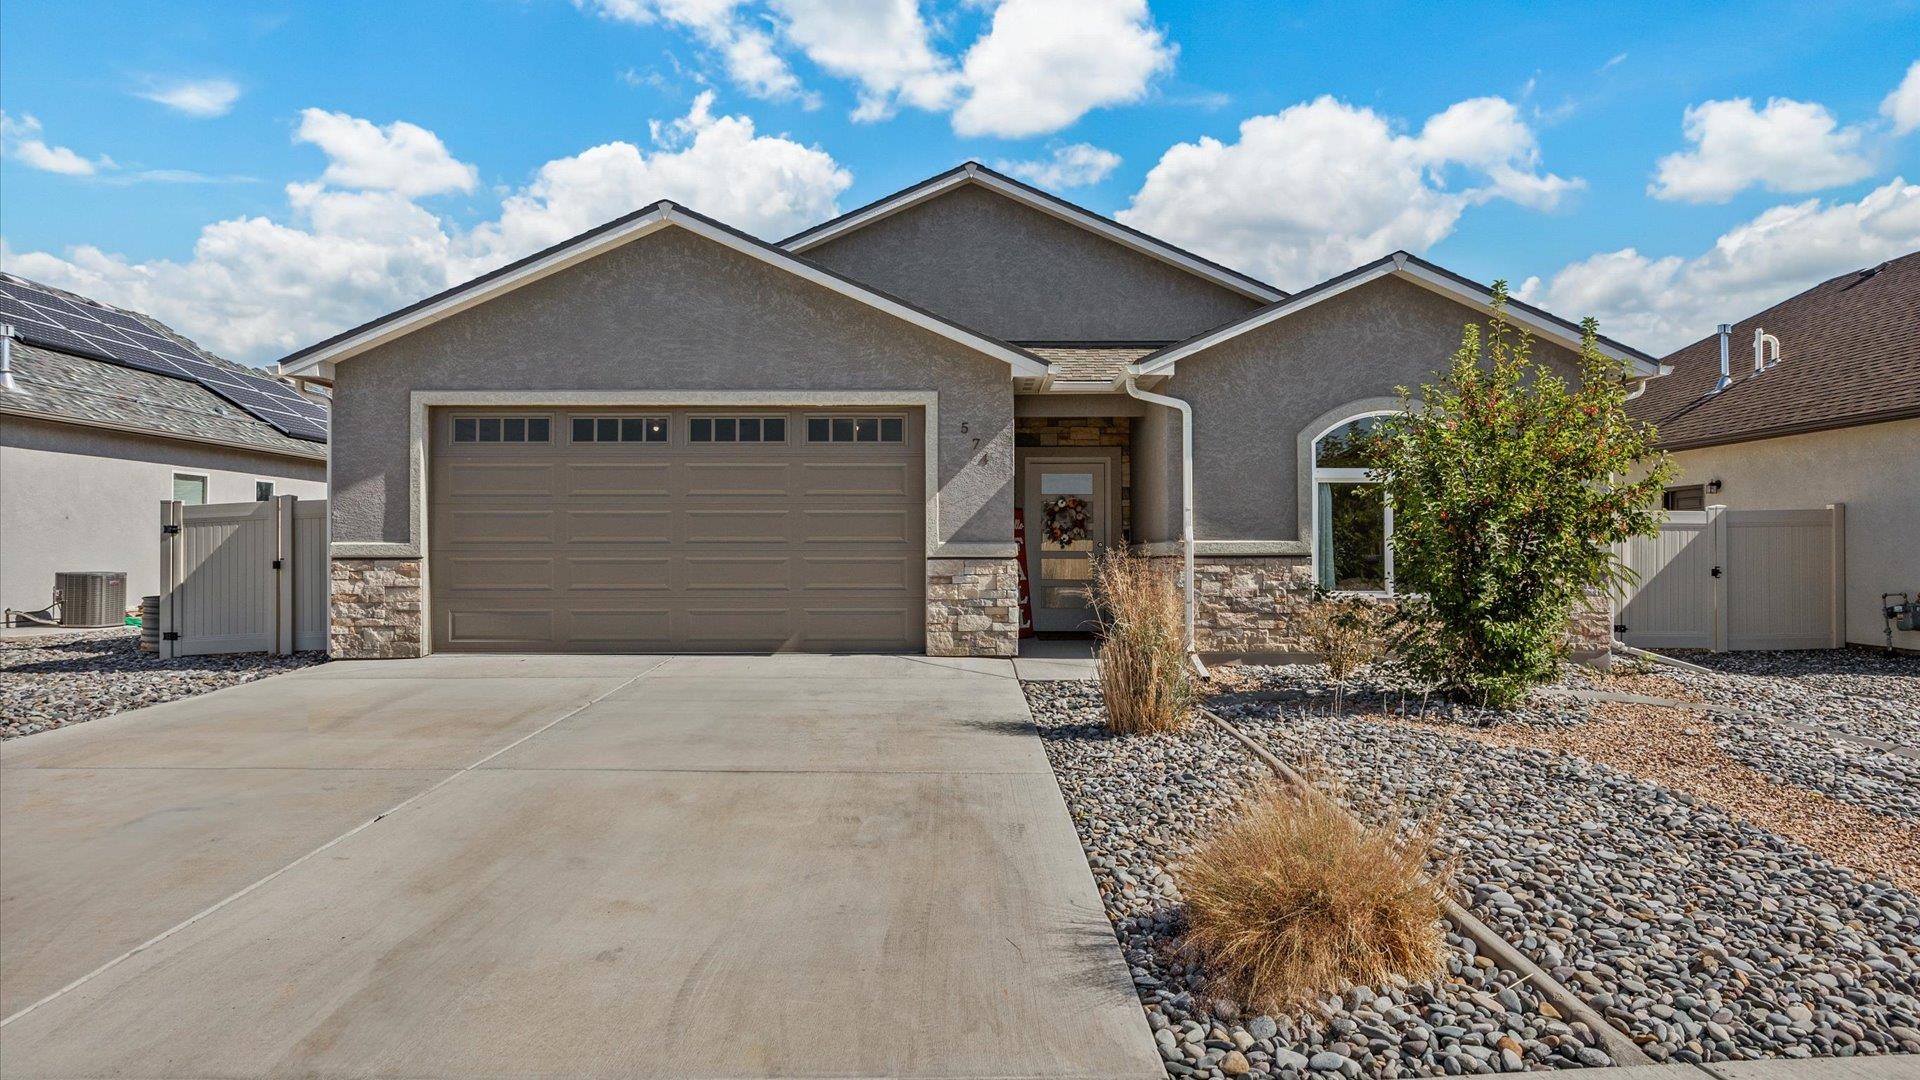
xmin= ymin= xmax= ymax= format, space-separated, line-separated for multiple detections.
xmin=428 ymin=407 xmax=925 ymax=652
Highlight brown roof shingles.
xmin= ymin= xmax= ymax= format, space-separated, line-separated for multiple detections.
xmin=1630 ymin=250 xmax=1920 ymax=449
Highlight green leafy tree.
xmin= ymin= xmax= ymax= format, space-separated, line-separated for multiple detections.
xmin=1365 ymin=285 xmax=1673 ymax=707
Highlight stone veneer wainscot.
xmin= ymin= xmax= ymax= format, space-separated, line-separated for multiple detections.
xmin=926 ymin=557 xmax=1020 ymax=657
xmin=330 ymin=558 xmax=424 ymax=659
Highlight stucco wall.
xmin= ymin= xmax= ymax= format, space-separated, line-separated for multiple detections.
xmin=0 ymin=415 xmax=325 ymax=612
xmin=1665 ymin=418 xmax=1920 ymax=650
xmin=1134 ymin=275 xmax=1587 ymax=544
xmin=799 ymin=184 xmax=1263 ymax=343
xmin=328 ymin=226 xmax=1016 ymax=552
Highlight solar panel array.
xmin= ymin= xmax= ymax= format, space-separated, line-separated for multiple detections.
xmin=0 ymin=276 xmax=328 ymax=442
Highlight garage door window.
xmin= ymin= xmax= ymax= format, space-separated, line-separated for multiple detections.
xmin=807 ymin=416 xmax=904 ymax=443
xmin=690 ymin=416 xmax=785 ymax=443
xmin=455 ymin=416 xmax=551 ymax=443
xmin=572 ymin=416 xmax=668 ymax=443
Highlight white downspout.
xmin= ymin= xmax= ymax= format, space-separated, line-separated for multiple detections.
xmin=1123 ymin=376 xmax=1208 ymax=678
xmin=1 ymin=324 xmax=18 ymax=393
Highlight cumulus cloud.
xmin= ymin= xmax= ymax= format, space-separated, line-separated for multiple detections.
xmin=997 ymin=143 xmax=1121 ymax=189
xmin=578 ymin=0 xmax=1174 ymax=137
xmin=1 ymin=112 xmax=106 ymax=176
xmin=1884 ymin=59 xmax=1920 ymax=135
xmin=1520 ymin=178 xmax=1920 ymax=354
xmin=1649 ymin=97 xmax=1873 ymax=203
xmin=2 ymin=97 xmax=851 ymax=364
xmin=138 ymin=78 xmax=243 ymax=118
xmin=295 ymin=109 xmax=479 ymax=197
xmin=1117 ymin=95 xmax=1580 ymax=289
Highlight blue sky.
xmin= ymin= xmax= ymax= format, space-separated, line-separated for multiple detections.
xmin=3 ymin=0 xmax=1918 ymax=364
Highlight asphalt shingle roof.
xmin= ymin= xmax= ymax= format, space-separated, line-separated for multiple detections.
xmin=1631 ymin=251 xmax=1920 ymax=449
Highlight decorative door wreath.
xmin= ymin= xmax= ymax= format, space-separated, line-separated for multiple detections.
xmin=1041 ymin=495 xmax=1091 ymax=548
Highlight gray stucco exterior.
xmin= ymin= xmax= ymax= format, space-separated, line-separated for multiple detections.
xmin=1132 ymin=274 xmax=1586 ymax=544
xmin=799 ymin=184 xmax=1263 ymax=343
xmin=328 ymin=226 xmax=1017 ymax=553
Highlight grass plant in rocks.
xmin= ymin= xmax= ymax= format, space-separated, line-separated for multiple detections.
xmin=1092 ymin=545 xmax=1193 ymax=734
xmin=1365 ymin=287 xmax=1672 ymax=707
xmin=1029 ymin=680 xmax=1615 ymax=1078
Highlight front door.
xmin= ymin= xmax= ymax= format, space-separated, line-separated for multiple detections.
xmin=1023 ymin=458 xmax=1111 ymax=632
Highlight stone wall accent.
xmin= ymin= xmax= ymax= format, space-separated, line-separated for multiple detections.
xmin=1016 ymin=416 xmax=1132 ymax=533
xmin=330 ymin=558 xmax=424 ymax=659
xmin=926 ymin=557 xmax=1020 ymax=657
xmin=1145 ymin=554 xmax=1315 ymax=655
xmin=1565 ymin=588 xmax=1615 ymax=667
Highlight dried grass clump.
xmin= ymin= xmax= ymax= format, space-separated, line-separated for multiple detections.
xmin=1090 ymin=546 xmax=1192 ymax=734
xmin=1295 ymin=592 xmax=1389 ymax=712
xmin=1178 ymin=787 xmax=1448 ymax=1013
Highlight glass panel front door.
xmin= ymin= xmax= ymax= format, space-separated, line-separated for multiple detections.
xmin=1025 ymin=459 xmax=1109 ymax=632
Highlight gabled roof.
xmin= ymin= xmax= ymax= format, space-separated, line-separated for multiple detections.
xmin=278 ymin=200 xmax=1049 ymax=379
xmin=778 ymin=162 xmax=1287 ymax=304
xmin=1133 ymin=251 xmax=1666 ymax=379
xmin=1630 ymin=250 xmax=1920 ymax=450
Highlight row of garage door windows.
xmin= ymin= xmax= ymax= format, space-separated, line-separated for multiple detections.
xmin=450 ymin=414 xmax=907 ymax=446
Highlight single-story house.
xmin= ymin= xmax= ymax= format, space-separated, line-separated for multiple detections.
xmin=0 ymin=274 xmax=328 ymax=618
xmin=279 ymin=162 xmax=1663 ymax=659
xmin=1630 ymin=251 xmax=1919 ymax=652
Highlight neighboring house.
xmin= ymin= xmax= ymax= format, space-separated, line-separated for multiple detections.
xmin=280 ymin=162 xmax=1662 ymax=659
xmin=0 ymin=274 xmax=328 ymax=617
xmin=1630 ymin=252 xmax=1920 ymax=652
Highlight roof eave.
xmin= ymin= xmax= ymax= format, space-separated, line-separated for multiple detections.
xmin=0 ymin=402 xmax=328 ymax=460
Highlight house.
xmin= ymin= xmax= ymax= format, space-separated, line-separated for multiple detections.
xmin=1630 ymin=251 xmax=1920 ymax=652
xmin=0 ymin=274 xmax=328 ymax=618
xmin=279 ymin=162 xmax=1662 ymax=659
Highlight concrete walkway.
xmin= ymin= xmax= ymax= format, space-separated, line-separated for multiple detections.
xmin=0 ymin=654 xmax=1161 ymax=1079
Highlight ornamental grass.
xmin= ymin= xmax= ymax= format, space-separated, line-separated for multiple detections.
xmin=1090 ymin=546 xmax=1192 ymax=734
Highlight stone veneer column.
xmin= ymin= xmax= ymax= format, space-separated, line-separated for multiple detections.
xmin=925 ymin=557 xmax=1020 ymax=657
xmin=1185 ymin=555 xmax=1315 ymax=655
xmin=330 ymin=558 xmax=424 ymax=659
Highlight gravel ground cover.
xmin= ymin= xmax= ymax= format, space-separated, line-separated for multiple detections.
xmin=1649 ymin=649 xmax=1919 ymax=748
xmin=1 ymin=628 xmax=322 ymax=739
xmin=1028 ymin=681 xmax=1617 ymax=1079
xmin=1217 ymin=696 xmax=1920 ymax=1064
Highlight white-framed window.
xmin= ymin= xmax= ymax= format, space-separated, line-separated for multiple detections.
xmin=254 ymin=480 xmax=276 ymax=502
xmin=172 ymin=472 xmax=209 ymax=506
xmin=806 ymin=415 xmax=904 ymax=443
xmin=1662 ymin=485 xmax=1705 ymax=512
xmin=571 ymin=416 xmax=668 ymax=443
xmin=1311 ymin=413 xmax=1393 ymax=593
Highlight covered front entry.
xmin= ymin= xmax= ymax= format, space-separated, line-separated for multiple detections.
xmin=428 ymin=406 xmax=926 ymax=653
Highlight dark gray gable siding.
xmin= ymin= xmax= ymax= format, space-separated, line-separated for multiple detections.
xmin=799 ymin=184 xmax=1263 ymax=343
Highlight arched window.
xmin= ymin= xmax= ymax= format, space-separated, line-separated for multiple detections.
xmin=1312 ymin=413 xmax=1394 ymax=593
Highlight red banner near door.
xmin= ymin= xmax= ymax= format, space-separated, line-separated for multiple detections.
xmin=1013 ymin=509 xmax=1034 ymax=637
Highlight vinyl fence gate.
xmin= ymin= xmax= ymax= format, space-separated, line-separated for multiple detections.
xmin=1618 ymin=503 xmax=1845 ymax=652
xmin=157 ymin=495 xmax=328 ymax=657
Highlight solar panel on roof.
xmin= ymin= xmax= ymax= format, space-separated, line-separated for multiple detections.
xmin=0 ymin=276 xmax=327 ymax=442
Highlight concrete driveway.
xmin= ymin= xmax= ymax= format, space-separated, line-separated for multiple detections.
xmin=0 ymin=654 xmax=1160 ymax=1079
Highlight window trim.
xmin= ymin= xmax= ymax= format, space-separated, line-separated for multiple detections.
xmin=1663 ymin=484 xmax=1707 ymax=512
xmin=171 ymin=471 xmax=211 ymax=506
xmin=254 ymin=479 xmax=277 ymax=502
xmin=568 ymin=414 xmax=670 ymax=445
xmin=1307 ymin=408 xmax=1399 ymax=595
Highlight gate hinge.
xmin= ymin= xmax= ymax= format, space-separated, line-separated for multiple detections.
xmin=1613 ymin=623 xmax=1628 ymax=634
xmin=272 ymin=558 xmax=284 ymax=570
xmin=1710 ymin=565 xmax=1723 ymax=578
xmin=162 ymin=631 xmax=180 ymax=641
xmin=162 ymin=524 xmax=181 ymax=535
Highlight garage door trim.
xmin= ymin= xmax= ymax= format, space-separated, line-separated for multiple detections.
xmin=390 ymin=391 xmax=941 ymax=655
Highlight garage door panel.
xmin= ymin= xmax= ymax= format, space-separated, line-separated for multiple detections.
xmin=431 ymin=407 xmax=924 ymax=653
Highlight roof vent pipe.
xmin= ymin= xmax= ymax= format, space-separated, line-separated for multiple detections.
xmin=1753 ymin=328 xmax=1781 ymax=373
xmin=1714 ymin=323 xmax=1734 ymax=393
xmin=0 ymin=324 xmax=17 ymax=394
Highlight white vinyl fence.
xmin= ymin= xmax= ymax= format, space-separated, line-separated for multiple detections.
xmin=157 ymin=496 xmax=328 ymax=657
xmin=1619 ymin=503 xmax=1845 ymax=652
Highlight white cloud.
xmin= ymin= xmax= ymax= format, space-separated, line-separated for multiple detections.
xmin=1649 ymin=97 xmax=1873 ymax=203
xmin=950 ymin=0 xmax=1174 ymax=138
xmin=997 ymin=143 xmax=1120 ymax=189
xmin=1117 ymin=95 xmax=1580 ymax=289
xmin=138 ymin=78 xmax=243 ymax=118
xmin=1 ymin=112 xmax=105 ymax=176
xmin=295 ymin=109 xmax=479 ymax=197
xmin=1 ymin=97 xmax=851 ymax=364
xmin=1520 ymin=178 xmax=1920 ymax=354
xmin=578 ymin=0 xmax=1174 ymax=137
xmin=1884 ymin=59 xmax=1920 ymax=136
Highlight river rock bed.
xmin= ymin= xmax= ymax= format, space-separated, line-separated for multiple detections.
xmin=1650 ymin=649 xmax=1919 ymax=749
xmin=1027 ymin=681 xmax=1615 ymax=1078
xmin=1218 ymin=698 xmax=1920 ymax=1064
xmin=1 ymin=629 xmax=323 ymax=739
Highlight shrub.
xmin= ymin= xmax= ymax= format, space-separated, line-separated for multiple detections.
xmin=1179 ymin=787 xmax=1447 ymax=1013
xmin=1294 ymin=591 xmax=1388 ymax=713
xmin=1090 ymin=546 xmax=1192 ymax=734
xmin=1366 ymin=286 xmax=1672 ymax=707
